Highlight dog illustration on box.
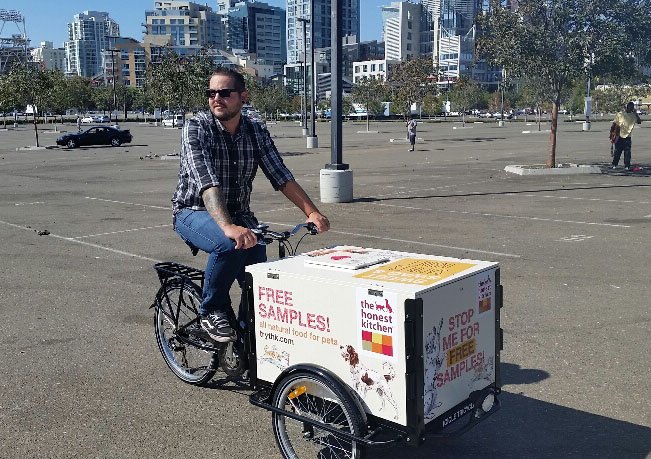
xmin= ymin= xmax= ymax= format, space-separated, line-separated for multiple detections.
xmin=340 ymin=345 xmax=399 ymax=419
xmin=424 ymin=318 xmax=445 ymax=420
xmin=260 ymin=345 xmax=290 ymax=370
xmin=470 ymin=356 xmax=494 ymax=389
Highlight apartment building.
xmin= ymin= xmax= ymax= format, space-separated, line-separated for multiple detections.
xmin=286 ymin=0 xmax=360 ymax=65
xmin=381 ymin=1 xmax=424 ymax=61
xmin=31 ymin=41 xmax=66 ymax=72
xmin=142 ymin=1 xmax=226 ymax=54
xmin=65 ymin=11 xmax=120 ymax=77
xmin=352 ymin=58 xmax=399 ymax=83
xmin=223 ymin=1 xmax=286 ymax=75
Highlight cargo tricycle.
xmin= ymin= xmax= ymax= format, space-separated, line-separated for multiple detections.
xmin=152 ymin=223 xmax=503 ymax=458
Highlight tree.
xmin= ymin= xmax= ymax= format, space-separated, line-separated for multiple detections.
xmin=422 ymin=92 xmax=443 ymax=117
xmin=245 ymin=77 xmax=292 ymax=120
xmin=2 ymin=63 xmax=55 ymax=146
xmin=388 ymin=57 xmax=437 ymax=117
xmin=92 ymin=85 xmax=113 ymax=113
xmin=591 ymin=84 xmax=650 ymax=114
xmin=145 ymin=48 xmax=214 ymax=115
xmin=351 ymin=76 xmax=388 ymax=131
xmin=518 ymin=75 xmax=552 ymax=130
xmin=65 ymin=76 xmax=93 ymax=114
xmin=477 ymin=0 xmax=651 ymax=167
xmin=449 ymin=76 xmax=483 ymax=126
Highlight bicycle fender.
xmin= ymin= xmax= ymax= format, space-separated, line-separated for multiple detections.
xmin=271 ymin=363 xmax=368 ymax=425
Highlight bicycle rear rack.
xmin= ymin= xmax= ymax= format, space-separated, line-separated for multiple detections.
xmin=154 ymin=261 xmax=205 ymax=289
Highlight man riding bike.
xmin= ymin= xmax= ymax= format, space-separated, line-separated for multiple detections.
xmin=172 ymin=67 xmax=329 ymax=343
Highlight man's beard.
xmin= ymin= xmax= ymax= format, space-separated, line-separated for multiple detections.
xmin=213 ymin=105 xmax=239 ymax=122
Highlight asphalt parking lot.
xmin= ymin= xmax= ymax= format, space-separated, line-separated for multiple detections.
xmin=1 ymin=117 xmax=649 ymax=458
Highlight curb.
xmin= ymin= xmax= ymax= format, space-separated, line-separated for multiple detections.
xmin=505 ymin=164 xmax=603 ymax=175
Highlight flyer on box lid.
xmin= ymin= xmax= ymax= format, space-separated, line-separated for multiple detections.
xmin=303 ymin=246 xmax=390 ymax=270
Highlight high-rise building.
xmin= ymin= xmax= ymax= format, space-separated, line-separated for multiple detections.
xmin=286 ymin=0 xmax=360 ymax=65
xmin=64 ymin=11 xmax=120 ymax=77
xmin=380 ymin=0 xmax=499 ymax=88
xmin=101 ymin=37 xmax=148 ymax=88
xmin=31 ymin=41 xmax=66 ymax=72
xmin=223 ymin=1 xmax=286 ymax=75
xmin=381 ymin=1 xmax=425 ymax=61
xmin=435 ymin=0 xmax=500 ymax=87
xmin=142 ymin=1 xmax=226 ymax=55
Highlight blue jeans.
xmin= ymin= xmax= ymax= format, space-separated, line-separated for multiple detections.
xmin=173 ymin=208 xmax=266 ymax=319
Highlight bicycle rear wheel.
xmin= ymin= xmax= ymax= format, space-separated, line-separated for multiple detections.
xmin=154 ymin=279 xmax=217 ymax=385
xmin=272 ymin=371 xmax=366 ymax=459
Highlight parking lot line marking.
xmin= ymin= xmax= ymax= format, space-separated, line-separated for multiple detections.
xmin=85 ymin=196 xmax=168 ymax=210
xmin=371 ymin=203 xmax=631 ymax=228
xmin=262 ymin=220 xmax=520 ymax=258
xmin=331 ymin=230 xmax=520 ymax=258
xmin=521 ymin=194 xmax=648 ymax=205
xmin=74 ymin=224 xmax=172 ymax=239
xmin=0 ymin=219 xmax=161 ymax=262
xmin=48 ymin=234 xmax=162 ymax=262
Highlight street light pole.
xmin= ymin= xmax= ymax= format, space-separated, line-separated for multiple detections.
xmin=319 ymin=0 xmax=352 ymax=203
xmin=297 ymin=17 xmax=309 ymax=137
xmin=105 ymin=36 xmax=119 ymax=124
xmin=307 ymin=3 xmax=318 ymax=148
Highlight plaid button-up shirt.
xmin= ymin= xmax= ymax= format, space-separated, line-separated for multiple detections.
xmin=172 ymin=111 xmax=294 ymax=228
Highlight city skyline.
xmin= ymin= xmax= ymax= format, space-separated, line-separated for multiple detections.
xmin=8 ymin=0 xmax=391 ymax=50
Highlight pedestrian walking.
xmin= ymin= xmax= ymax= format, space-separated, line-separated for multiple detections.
xmin=610 ymin=101 xmax=641 ymax=171
xmin=76 ymin=115 xmax=81 ymax=132
xmin=406 ymin=115 xmax=417 ymax=152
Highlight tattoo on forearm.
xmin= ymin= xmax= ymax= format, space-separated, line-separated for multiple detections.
xmin=202 ymin=187 xmax=232 ymax=226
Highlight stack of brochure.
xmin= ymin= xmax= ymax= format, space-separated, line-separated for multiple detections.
xmin=303 ymin=246 xmax=390 ymax=270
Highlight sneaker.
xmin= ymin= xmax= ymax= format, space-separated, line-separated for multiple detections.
xmin=609 ymin=165 xmax=617 ymax=169
xmin=200 ymin=312 xmax=236 ymax=342
xmin=624 ymin=166 xmax=631 ymax=171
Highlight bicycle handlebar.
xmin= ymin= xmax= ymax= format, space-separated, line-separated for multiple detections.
xmin=251 ymin=222 xmax=318 ymax=243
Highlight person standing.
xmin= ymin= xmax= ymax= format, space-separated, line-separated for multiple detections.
xmin=610 ymin=102 xmax=641 ymax=171
xmin=76 ymin=114 xmax=81 ymax=132
xmin=172 ymin=67 xmax=329 ymax=342
xmin=406 ymin=116 xmax=417 ymax=152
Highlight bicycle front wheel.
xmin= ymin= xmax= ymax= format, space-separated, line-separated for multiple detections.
xmin=154 ymin=279 xmax=217 ymax=385
xmin=272 ymin=371 xmax=366 ymax=459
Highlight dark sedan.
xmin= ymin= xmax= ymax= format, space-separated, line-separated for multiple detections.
xmin=56 ymin=126 xmax=133 ymax=148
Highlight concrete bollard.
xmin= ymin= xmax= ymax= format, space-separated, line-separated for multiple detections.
xmin=320 ymin=169 xmax=353 ymax=203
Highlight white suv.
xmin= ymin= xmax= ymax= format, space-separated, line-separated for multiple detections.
xmin=162 ymin=114 xmax=184 ymax=127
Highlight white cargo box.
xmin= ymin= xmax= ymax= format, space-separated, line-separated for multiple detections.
xmin=246 ymin=246 xmax=502 ymax=434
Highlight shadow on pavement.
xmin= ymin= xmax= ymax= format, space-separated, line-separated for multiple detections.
xmin=501 ymin=362 xmax=550 ymax=385
xmin=370 ymin=391 xmax=651 ymax=458
xmin=353 ymin=183 xmax=651 ymax=203
xmin=593 ymin=162 xmax=651 ymax=177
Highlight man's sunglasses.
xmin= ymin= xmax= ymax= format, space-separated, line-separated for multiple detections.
xmin=205 ymin=88 xmax=239 ymax=98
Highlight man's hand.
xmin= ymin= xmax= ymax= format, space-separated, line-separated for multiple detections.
xmin=307 ymin=211 xmax=330 ymax=233
xmin=222 ymin=223 xmax=258 ymax=249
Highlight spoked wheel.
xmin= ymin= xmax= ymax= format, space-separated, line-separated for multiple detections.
xmin=154 ymin=279 xmax=217 ymax=385
xmin=272 ymin=371 xmax=366 ymax=459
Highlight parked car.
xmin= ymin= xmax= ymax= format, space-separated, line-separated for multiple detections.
xmin=56 ymin=126 xmax=132 ymax=148
xmin=93 ymin=115 xmax=110 ymax=123
xmin=162 ymin=114 xmax=184 ymax=127
xmin=81 ymin=116 xmax=95 ymax=123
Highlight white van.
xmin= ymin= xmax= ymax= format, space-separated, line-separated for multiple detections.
xmin=162 ymin=114 xmax=184 ymax=127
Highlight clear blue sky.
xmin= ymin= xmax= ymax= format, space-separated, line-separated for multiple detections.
xmin=8 ymin=0 xmax=388 ymax=48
